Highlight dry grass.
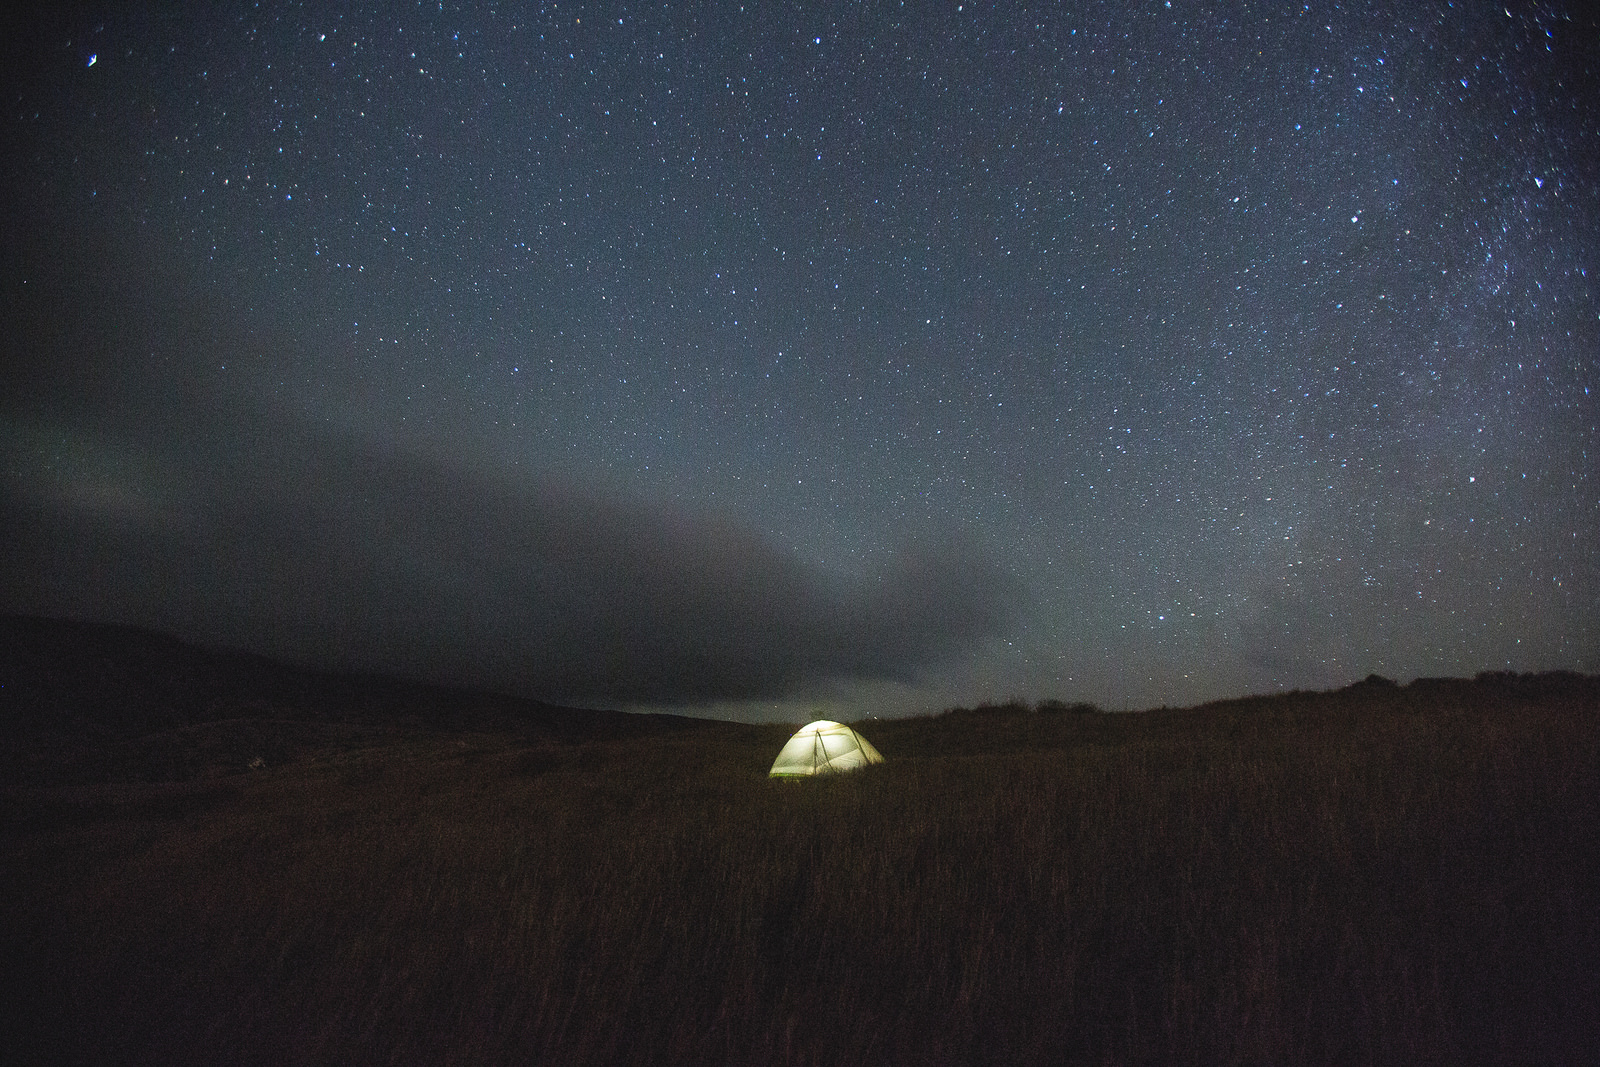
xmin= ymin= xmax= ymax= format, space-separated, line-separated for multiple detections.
xmin=3 ymin=676 xmax=1597 ymax=1065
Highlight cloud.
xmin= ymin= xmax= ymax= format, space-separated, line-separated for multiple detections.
xmin=1 ymin=400 xmax=1018 ymax=706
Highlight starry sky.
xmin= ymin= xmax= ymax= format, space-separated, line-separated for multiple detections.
xmin=2 ymin=2 xmax=1596 ymax=721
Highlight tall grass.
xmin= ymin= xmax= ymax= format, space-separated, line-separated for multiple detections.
xmin=4 ymin=677 xmax=1598 ymax=1064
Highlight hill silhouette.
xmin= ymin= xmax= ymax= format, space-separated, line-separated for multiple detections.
xmin=1 ymin=613 xmax=731 ymax=786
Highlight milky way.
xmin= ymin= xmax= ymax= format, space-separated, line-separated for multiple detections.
xmin=3 ymin=3 xmax=1595 ymax=719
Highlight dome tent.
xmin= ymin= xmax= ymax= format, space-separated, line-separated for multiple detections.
xmin=768 ymin=720 xmax=885 ymax=777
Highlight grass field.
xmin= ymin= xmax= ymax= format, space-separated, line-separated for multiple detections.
xmin=3 ymin=666 xmax=1598 ymax=1065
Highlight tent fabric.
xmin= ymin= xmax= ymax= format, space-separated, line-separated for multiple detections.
xmin=768 ymin=720 xmax=885 ymax=777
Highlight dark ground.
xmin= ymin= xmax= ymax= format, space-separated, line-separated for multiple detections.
xmin=3 ymin=615 xmax=1598 ymax=1065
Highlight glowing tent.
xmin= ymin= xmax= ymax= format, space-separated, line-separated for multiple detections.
xmin=768 ymin=720 xmax=885 ymax=777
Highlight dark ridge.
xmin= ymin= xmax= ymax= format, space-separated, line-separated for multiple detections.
xmin=1345 ymin=672 xmax=1400 ymax=690
xmin=922 ymin=670 xmax=1599 ymax=725
xmin=864 ymin=670 xmax=1600 ymax=761
xmin=0 ymin=613 xmax=725 ymax=785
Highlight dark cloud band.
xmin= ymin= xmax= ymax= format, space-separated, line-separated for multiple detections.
xmin=2 ymin=402 xmax=1016 ymax=706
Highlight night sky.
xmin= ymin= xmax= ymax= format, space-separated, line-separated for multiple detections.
xmin=3 ymin=3 xmax=1596 ymax=721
